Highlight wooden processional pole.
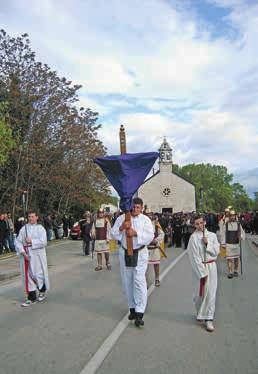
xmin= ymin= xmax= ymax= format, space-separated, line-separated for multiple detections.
xmin=119 ymin=125 xmax=133 ymax=256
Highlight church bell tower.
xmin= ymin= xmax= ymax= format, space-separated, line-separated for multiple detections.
xmin=159 ymin=137 xmax=172 ymax=172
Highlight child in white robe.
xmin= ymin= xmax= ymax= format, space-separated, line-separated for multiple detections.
xmin=187 ymin=214 xmax=220 ymax=332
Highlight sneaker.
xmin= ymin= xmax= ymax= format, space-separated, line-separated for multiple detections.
xmin=227 ymin=273 xmax=233 ymax=279
xmin=233 ymin=271 xmax=239 ymax=277
xmin=205 ymin=321 xmax=215 ymax=332
xmin=38 ymin=293 xmax=46 ymax=302
xmin=21 ymin=299 xmax=36 ymax=307
xmin=155 ymin=279 xmax=161 ymax=287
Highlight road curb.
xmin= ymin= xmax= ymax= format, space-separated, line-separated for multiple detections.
xmin=0 ymin=253 xmax=16 ymax=261
xmin=0 ymin=271 xmax=20 ymax=281
xmin=0 ymin=238 xmax=70 ymax=261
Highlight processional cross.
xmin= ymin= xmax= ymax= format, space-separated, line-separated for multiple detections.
xmin=94 ymin=125 xmax=158 ymax=257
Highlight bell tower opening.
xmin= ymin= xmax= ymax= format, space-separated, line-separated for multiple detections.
xmin=159 ymin=137 xmax=172 ymax=173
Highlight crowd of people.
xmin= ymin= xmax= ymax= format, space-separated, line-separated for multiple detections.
xmin=43 ymin=213 xmax=75 ymax=241
xmin=0 ymin=212 xmax=77 ymax=255
xmin=2 ymin=202 xmax=258 ymax=333
xmin=0 ymin=213 xmax=15 ymax=254
xmin=1 ymin=208 xmax=257 ymax=256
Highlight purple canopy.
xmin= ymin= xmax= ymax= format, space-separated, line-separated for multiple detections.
xmin=94 ymin=152 xmax=159 ymax=211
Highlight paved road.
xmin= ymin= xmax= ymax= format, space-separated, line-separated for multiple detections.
xmin=0 ymin=239 xmax=257 ymax=374
xmin=97 ymin=240 xmax=258 ymax=374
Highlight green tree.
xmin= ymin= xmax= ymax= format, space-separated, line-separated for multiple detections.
xmin=232 ymin=183 xmax=252 ymax=211
xmin=0 ymin=103 xmax=15 ymax=165
xmin=253 ymin=192 xmax=258 ymax=211
xmin=0 ymin=30 xmax=110 ymax=217
xmin=174 ymin=163 xmax=252 ymax=212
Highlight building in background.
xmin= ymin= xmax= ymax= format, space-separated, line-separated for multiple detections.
xmin=138 ymin=138 xmax=196 ymax=213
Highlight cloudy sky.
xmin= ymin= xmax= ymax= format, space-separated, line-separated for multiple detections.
xmin=1 ymin=0 xmax=258 ymax=179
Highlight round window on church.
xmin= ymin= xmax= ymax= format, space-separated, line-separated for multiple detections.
xmin=162 ymin=187 xmax=171 ymax=197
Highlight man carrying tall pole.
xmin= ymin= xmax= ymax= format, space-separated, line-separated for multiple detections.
xmin=94 ymin=125 xmax=158 ymax=327
xmin=111 ymin=197 xmax=154 ymax=327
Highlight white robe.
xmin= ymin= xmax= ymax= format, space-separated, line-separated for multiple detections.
xmin=111 ymin=213 xmax=154 ymax=313
xmin=187 ymin=229 xmax=220 ymax=320
xmin=15 ymin=224 xmax=50 ymax=293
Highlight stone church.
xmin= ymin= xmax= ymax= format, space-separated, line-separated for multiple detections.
xmin=137 ymin=138 xmax=196 ymax=213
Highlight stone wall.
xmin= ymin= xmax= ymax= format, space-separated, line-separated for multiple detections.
xmin=138 ymin=168 xmax=196 ymax=213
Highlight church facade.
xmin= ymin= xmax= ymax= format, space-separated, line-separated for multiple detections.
xmin=138 ymin=138 xmax=196 ymax=213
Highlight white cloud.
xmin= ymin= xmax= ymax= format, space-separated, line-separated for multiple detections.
xmin=1 ymin=0 xmax=258 ymax=178
xmin=98 ymin=109 xmax=258 ymax=172
xmin=77 ymin=97 xmax=109 ymax=116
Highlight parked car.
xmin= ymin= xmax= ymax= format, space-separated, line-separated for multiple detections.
xmin=70 ymin=221 xmax=82 ymax=240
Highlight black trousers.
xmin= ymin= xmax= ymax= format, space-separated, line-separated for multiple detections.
xmin=174 ymin=232 xmax=182 ymax=247
xmin=83 ymin=240 xmax=91 ymax=255
xmin=183 ymin=233 xmax=191 ymax=249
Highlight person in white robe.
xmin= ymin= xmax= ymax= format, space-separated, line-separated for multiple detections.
xmin=15 ymin=211 xmax=49 ymax=307
xmin=187 ymin=214 xmax=220 ymax=332
xmin=111 ymin=197 xmax=154 ymax=327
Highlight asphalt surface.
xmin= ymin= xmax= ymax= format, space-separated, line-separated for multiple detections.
xmin=97 ymin=240 xmax=258 ymax=374
xmin=0 ymin=239 xmax=257 ymax=374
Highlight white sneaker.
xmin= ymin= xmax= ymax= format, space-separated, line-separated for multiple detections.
xmin=206 ymin=321 xmax=215 ymax=332
xmin=38 ymin=293 xmax=46 ymax=302
xmin=21 ymin=299 xmax=36 ymax=307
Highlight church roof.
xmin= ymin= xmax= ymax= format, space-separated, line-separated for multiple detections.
xmin=172 ymin=169 xmax=195 ymax=186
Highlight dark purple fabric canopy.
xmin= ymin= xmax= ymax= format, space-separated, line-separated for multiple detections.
xmin=94 ymin=152 xmax=159 ymax=211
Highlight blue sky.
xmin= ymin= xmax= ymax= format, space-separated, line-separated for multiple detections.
xmin=1 ymin=0 xmax=258 ymax=184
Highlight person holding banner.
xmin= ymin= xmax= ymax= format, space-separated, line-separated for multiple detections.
xmin=15 ymin=211 xmax=50 ymax=307
xmin=111 ymin=197 xmax=154 ymax=328
xmin=220 ymin=210 xmax=245 ymax=278
xmin=187 ymin=214 xmax=220 ymax=332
